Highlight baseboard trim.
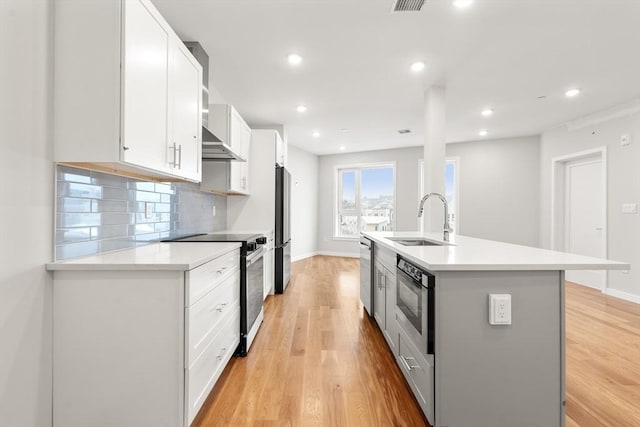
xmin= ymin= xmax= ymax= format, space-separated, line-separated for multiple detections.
xmin=603 ymin=288 xmax=640 ymax=305
xmin=316 ymin=251 xmax=359 ymax=259
xmin=292 ymin=252 xmax=319 ymax=262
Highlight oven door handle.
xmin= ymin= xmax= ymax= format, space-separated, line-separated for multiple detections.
xmin=246 ymin=247 xmax=265 ymax=265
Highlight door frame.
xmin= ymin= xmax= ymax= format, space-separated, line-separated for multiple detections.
xmin=550 ymin=146 xmax=607 ymax=290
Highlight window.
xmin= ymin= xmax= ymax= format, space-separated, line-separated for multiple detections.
xmin=335 ymin=164 xmax=395 ymax=238
xmin=419 ymin=158 xmax=459 ymax=233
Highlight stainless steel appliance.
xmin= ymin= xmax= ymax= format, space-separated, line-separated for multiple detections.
xmin=359 ymin=236 xmax=374 ymax=315
xmin=164 ymin=233 xmax=266 ymax=356
xmin=275 ymin=165 xmax=291 ymax=294
xmin=396 ymin=256 xmax=435 ymax=357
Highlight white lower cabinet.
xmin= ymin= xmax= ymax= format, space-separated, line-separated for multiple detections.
xmin=397 ymin=326 xmax=435 ymax=423
xmin=186 ymin=305 xmax=240 ymax=424
xmin=51 ymin=247 xmax=240 ymax=427
xmin=373 ymin=245 xmax=398 ymax=355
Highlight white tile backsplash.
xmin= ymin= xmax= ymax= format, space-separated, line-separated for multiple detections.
xmin=55 ymin=165 xmax=226 ymax=260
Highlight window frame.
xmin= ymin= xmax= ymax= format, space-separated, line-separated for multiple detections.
xmin=333 ymin=161 xmax=397 ymax=240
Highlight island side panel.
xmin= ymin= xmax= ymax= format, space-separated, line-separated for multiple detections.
xmin=53 ymin=269 xmax=186 ymax=427
xmin=434 ymin=270 xmax=564 ymax=427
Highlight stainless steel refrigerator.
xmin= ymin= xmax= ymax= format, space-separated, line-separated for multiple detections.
xmin=275 ymin=165 xmax=291 ymax=293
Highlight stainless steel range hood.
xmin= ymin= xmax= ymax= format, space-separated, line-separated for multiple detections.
xmin=184 ymin=42 xmax=245 ymax=162
xmin=201 ymin=124 xmax=245 ymax=161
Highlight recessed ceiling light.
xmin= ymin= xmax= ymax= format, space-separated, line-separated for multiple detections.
xmin=287 ymin=53 xmax=303 ymax=65
xmin=452 ymin=0 xmax=473 ymax=9
xmin=312 ymin=131 xmax=320 ymax=138
xmin=478 ymin=129 xmax=489 ymax=136
xmin=481 ymin=108 xmax=494 ymax=117
xmin=410 ymin=61 xmax=426 ymax=73
xmin=565 ymin=88 xmax=581 ymax=98
xmin=339 ymin=145 xmax=346 ymax=151
xmin=296 ymin=105 xmax=307 ymax=113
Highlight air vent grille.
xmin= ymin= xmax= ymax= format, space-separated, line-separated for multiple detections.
xmin=392 ymin=0 xmax=426 ymax=12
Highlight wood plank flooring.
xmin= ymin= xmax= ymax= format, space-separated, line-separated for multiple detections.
xmin=192 ymin=256 xmax=427 ymax=427
xmin=565 ymin=282 xmax=640 ymax=427
xmin=192 ymin=257 xmax=640 ymax=427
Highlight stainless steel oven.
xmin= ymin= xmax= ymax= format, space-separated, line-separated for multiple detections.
xmin=245 ymin=246 xmax=265 ymax=353
xmin=396 ymin=256 xmax=435 ymax=357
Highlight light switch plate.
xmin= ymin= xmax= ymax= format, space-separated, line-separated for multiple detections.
xmin=622 ymin=203 xmax=638 ymax=214
xmin=489 ymin=294 xmax=512 ymax=325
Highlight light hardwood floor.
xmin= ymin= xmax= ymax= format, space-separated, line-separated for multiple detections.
xmin=192 ymin=257 xmax=640 ymax=427
xmin=565 ymin=282 xmax=640 ymax=427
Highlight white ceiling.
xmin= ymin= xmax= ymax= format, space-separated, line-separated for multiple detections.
xmin=153 ymin=0 xmax=640 ymax=155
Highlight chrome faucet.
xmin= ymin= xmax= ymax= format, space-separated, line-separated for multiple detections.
xmin=418 ymin=192 xmax=452 ymax=242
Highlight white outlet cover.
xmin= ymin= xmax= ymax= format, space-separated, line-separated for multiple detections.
xmin=622 ymin=203 xmax=638 ymax=214
xmin=489 ymin=294 xmax=512 ymax=325
xmin=620 ymin=134 xmax=631 ymax=146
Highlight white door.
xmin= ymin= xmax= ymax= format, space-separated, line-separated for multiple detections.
xmin=564 ymin=158 xmax=605 ymax=289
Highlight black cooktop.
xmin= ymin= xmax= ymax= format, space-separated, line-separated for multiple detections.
xmin=164 ymin=233 xmax=263 ymax=243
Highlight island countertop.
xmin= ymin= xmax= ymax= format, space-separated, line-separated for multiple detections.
xmin=46 ymin=242 xmax=241 ymax=271
xmin=363 ymin=231 xmax=629 ymax=272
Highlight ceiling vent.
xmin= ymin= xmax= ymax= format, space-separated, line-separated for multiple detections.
xmin=398 ymin=129 xmax=412 ymax=134
xmin=391 ymin=0 xmax=426 ymax=12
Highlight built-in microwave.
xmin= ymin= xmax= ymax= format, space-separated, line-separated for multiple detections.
xmin=396 ymin=256 xmax=435 ymax=357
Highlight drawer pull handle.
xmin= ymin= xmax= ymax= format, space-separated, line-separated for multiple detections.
xmin=216 ymin=302 xmax=228 ymax=312
xmin=216 ymin=266 xmax=228 ymax=276
xmin=400 ymin=355 xmax=421 ymax=371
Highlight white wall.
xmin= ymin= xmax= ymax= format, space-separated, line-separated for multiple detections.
xmin=288 ymin=145 xmax=319 ymax=261
xmin=0 ymin=1 xmax=54 ymax=426
xmin=540 ymin=111 xmax=640 ymax=302
xmin=317 ymin=147 xmax=423 ymax=256
xmin=446 ymin=135 xmax=541 ymax=247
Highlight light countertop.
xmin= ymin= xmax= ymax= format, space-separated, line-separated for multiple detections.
xmin=363 ymin=231 xmax=630 ymax=272
xmin=46 ymin=242 xmax=241 ymax=271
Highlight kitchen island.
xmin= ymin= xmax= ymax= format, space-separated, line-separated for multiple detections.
xmin=362 ymin=231 xmax=628 ymax=427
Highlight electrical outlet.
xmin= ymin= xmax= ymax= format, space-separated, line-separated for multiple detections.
xmin=489 ymin=294 xmax=512 ymax=325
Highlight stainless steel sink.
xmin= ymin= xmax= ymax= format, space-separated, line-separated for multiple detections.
xmin=386 ymin=237 xmax=447 ymax=246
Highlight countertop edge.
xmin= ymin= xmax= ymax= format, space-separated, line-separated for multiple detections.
xmin=364 ymin=232 xmax=631 ymax=272
xmin=46 ymin=242 xmax=242 ymax=271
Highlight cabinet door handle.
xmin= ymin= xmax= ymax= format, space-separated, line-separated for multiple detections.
xmin=400 ymin=355 xmax=421 ymax=371
xmin=215 ymin=302 xmax=228 ymax=312
xmin=177 ymin=144 xmax=182 ymax=169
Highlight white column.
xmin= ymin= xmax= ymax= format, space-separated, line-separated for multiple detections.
xmin=422 ymin=86 xmax=446 ymax=233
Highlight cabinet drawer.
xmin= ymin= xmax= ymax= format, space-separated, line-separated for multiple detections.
xmin=186 ymin=271 xmax=240 ymax=367
xmin=187 ymin=249 xmax=239 ymax=305
xmin=397 ymin=327 xmax=434 ymax=424
xmin=187 ymin=305 xmax=240 ymax=425
xmin=376 ymin=246 xmax=396 ymax=272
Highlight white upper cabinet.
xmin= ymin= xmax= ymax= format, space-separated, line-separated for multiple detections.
xmin=275 ymin=131 xmax=286 ymax=167
xmin=168 ymin=40 xmax=202 ymax=181
xmin=201 ymin=105 xmax=251 ymax=195
xmin=121 ymin=0 xmax=170 ymax=174
xmin=54 ymin=0 xmax=202 ymax=183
